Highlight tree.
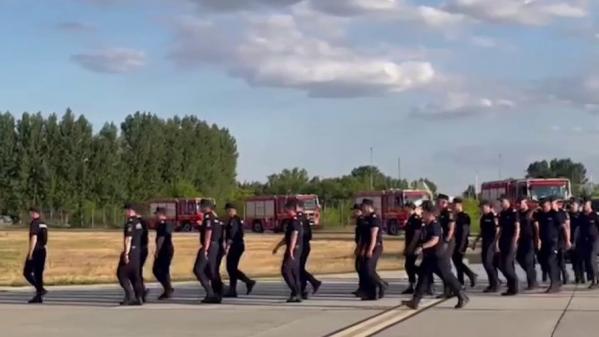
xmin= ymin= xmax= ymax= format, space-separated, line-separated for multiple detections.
xmin=266 ymin=168 xmax=310 ymax=194
xmin=462 ymin=185 xmax=477 ymax=199
xmin=410 ymin=178 xmax=438 ymax=195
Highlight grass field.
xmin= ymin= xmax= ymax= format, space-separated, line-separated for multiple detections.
xmin=0 ymin=230 xmax=404 ymax=287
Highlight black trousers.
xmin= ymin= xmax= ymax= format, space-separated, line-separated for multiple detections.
xmin=498 ymin=244 xmax=519 ymax=293
xmin=117 ymin=252 xmax=143 ymax=300
xmin=452 ymin=249 xmax=476 ymax=286
xmin=300 ymin=242 xmax=319 ymax=293
xmin=153 ymin=247 xmax=174 ymax=292
xmin=542 ymin=246 xmax=561 ymax=289
xmin=405 ymin=254 xmax=418 ymax=285
xmin=571 ymin=245 xmax=585 ymax=282
xmin=23 ymin=248 xmax=46 ymax=294
xmin=281 ymin=248 xmax=302 ymax=297
xmin=362 ymin=245 xmax=383 ymax=298
xmin=140 ymin=248 xmax=148 ymax=291
xmin=557 ymin=248 xmax=569 ymax=284
xmin=537 ymin=249 xmax=548 ymax=281
xmin=194 ymin=248 xmax=214 ymax=298
xmin=355 ymin=254 xmax=365 ymax=291
xmin=226 ymin=244 xmax=251 ymax=293
xmin=414 ymin=253 xmax=462 ymax=304
xmin=583 ymin=240 xmax=599 ymax=283
xmin=481 ymin=242 xmax=499 ymax=289
xmin=516 ymin=244 xmax=537 ymax=288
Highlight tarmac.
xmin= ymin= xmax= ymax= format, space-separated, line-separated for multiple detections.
xmin=0 ymin=265 xmax=598 ymax=337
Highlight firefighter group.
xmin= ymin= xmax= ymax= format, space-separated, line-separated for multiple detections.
xmin=22 ymin=194 xmax=599 ymax=307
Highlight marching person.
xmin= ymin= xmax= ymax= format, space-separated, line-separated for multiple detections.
xmin=536 ymin=197 xmax=571 ymax=293
xmin=360 ymin=199 xmax=385 ymax=301
xmin=117 ymin=204 xmax=144 ymax=306
xmin=578 ymin=199 xmax=599 ymax=289
xmin=553 ymin=199 xmax=571 ymax=285
xmin=402 ymin=201 xmax=469 ymax=310
xmin=223 ymin=203 xmax=256 ymax=298
xmin=152 ymin=207 xmax=175 ymax=300
xmin=402 ymin=202 xmax=423 ymax=294
xmin=273 ymin=199 xmax=304 ymax=303
xmin=352 ymin=204 xmax=366 ymax=297
xmin=139 ymin=214 xmax=150 ymax=302
xmin=497 ymin=197 xmax=520 ymax=296
xmin=568 ymin=199 xmax=585 ymax=284
xmin=452 ymin=198 xmax=477 ymax=288
xmin=436 ymin=194 xmax=456 ymax=298
xmin=23 ymin=207 xmax=48 ymax=304
xmin=516 ymin=198 xmax=538 ymax=290
xmin=194 ymin=199 xmax=224 ymax=303
xmin=297 ymin=201 xmax=322 ymax=299
xmin=472 ymin=200 xmax=500 ymax=293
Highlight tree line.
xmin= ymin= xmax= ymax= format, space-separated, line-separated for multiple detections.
xmin=0 ymin=110 xmax=237 ymax=226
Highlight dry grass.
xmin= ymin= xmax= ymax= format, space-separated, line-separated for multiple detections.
xmin=0 ymin=230 xmax=404 ymax=287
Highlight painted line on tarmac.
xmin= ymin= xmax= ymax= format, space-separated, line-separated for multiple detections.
xmin=323 ymin=298 xmax=444 ymax=337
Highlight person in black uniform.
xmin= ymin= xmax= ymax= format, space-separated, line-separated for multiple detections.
xmin=223 ymin=203 xmax=256 ymax=298
xmin=152 ymin=207 xmax=174 ymax=300
xmin=138 ymin=214 xmax=150 ymax=302
xmin=497 ymin=197 xmax=520 ymax=296
xmin=436 ymin=194 xmax=456 ymax=298
xmin=360 ymin=199 xmax=385 ymax=301
xmin=193 ymin=199 xmax=224 ymax=303
xmin=297 ymin=201 xmax=322 ymax=299
xmin=516 ymin=198 xmax=538 ymax=290
xmin=402 ymin=201 xmax=469 ymax=310
xmin=472 ymin=200 xmax=500 ymax=293
xmin=352 ymin=204 xmax=366 ymax=297
xmin=272 ymin=199 xmax=303 ymax=303
xmin=567 ymin=199 xmax=585 ymax=284
xmin=23 ymin=207 xmax=48 ymax=304
xmin=452 ymin=198 xmax=477 ymax=288
xmin=536 ymin=197 xmax=571 ymax=293
xmin=117 ymin=204 xmax=144 ymax=306
xmin=578 ymin=199 xmax=599 ymax=288
xmin=402 ymin=202 xmax=423 ymax=294
xmin=553 ymin=199 xmax=571 ymax=285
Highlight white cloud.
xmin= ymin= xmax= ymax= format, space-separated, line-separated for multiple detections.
xmin=169 ymin=15 xmax=437 ymax=97
xmin=71 ymin=48 xmax=146 ymax=74
xmin=411 ymin=92 xmax=515 ymax=119
xmin=542 ymin=73 xmax=599 ymax=112
xmin=186 ymin=0 xmax=302 ymax=11
xmin=445 ymin=0 xmax=588 ymax=26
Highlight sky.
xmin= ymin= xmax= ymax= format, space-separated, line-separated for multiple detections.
xmin=1 ymin=0 xmax=599 ymax=195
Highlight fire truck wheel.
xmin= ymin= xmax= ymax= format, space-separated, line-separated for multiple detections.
xmin=252 ymin=221 xmax=264 ymax=233
xmin=181 ymin=222 xmax=192 ymax=232
xmin=387 ymin=220 xmax=399 ymax=236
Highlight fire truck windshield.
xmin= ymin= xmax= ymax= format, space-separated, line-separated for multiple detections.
xmin=404 ymin=194 xmax=430 ymax=204
xmin=302 ymin=198 xmax=319 ymax=211
xmin=530 ymin=185 xmax=568 ymax=201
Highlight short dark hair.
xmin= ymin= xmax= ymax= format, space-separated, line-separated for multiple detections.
xmin=452 ymin=197 xmax=463 ymax=204
xmin=421 ymin=200 xmax=435 ymax=213
xmin=437 ymin=194 xmax=449 ymax=201
xmin=361 ymin=199 xmax=374 ymax=207
xmin=225 ymin=202 xmax=237 ymax=210
xmin=479 ymin=200 xmax=491 ymax=207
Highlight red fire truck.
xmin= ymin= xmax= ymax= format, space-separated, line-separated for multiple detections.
xmin=354 ymin=189 xmax=432 ymax=236
xmin=244 ymin=194 xmax=321 ymax=233
xmin=143 ymin=197 xmax=215 ymax=232
xmin=480 ymin=178 xmax=572 ymax=206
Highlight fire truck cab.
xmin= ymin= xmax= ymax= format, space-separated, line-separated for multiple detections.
xmin=481 ymin=178 xmax=572 ymax=207
xmin=244 ymin=194 xmax=321 ymax=233
xmin=354 ymin=189 xmax=432 ymax=236
xmin=145 ymin=197 xmax=215 ymax=232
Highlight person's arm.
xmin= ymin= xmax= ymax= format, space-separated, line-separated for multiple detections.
xmin=204 ymin=228 xmax=212 ymax=254
xmin=472 ymin=217 xmax=482 ymax=250
xmin=406 ymin=228 xmax=421 ymax=254
xmin=155 ymin=231 xmax=164 ymax=258
xmin=562 ymin=222 xmax=572 ymax=250
xmin=367 ymin=226 xmax=379 ymax=258
xmin=513 ymin=220 xmax=520 ymax=249
xmin=27 ymin=235 xmax=37 ymax=261
xmin=123 ymin=226 xmax=132 ymax=264
xmin=228 ymin=218 xmax=240 ymax=251
xmin=494 ymin=216 xmax=501 ymax=252
xmin=446 ymin=216 xmax=456 ymax=242
xmin=459 ymin=215 xmax=470 ymax=252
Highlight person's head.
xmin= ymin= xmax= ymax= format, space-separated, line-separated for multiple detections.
xmin=499 ymin=197 xmax=511 ymax=210
xmin=199 ymin=199 xmax=214 ymax=213
xmin=351 ymin=204 xmax=362 ymax=217
xmin=452 ymin=198 xmax=463 ymax=212
xmin=517 ymin=198 xmax=529 ymax=211
xmin=29 ymin=207 xmax=41 ymax=220
xmin=480 ymin=200 xmax=492 ymax=214
xmin=154 ymin=207 xmax=167 ymax=221
xmin=568 ymin=199 xmax=580 ymax=213
xmin=295 ymin=199 xmax=305 ymax=213
xmin=583 ymin=199 xmax=593 ymax=213
xmin=123 ymin=203 xmax=137 ymax=218
xmin=285 ymin=199 xmax=298 ymax=217
xmin=361 ymin=199 xmax=375 ymax=213
xmin=551 ymin=198 xmax=560 ymax=211
xmin=225 ymin=203 xmax=237 ymax=217
xmin=541 ymin=198 xmax=552 ymax=212
xmin=422 ymin=200 xmax=436 ymax=221
xmin=436 ymin=194 xmax=449 ymax=209
xmin=414 ymin=205 xmax=423 ymax=217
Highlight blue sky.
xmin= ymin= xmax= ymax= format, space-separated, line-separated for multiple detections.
xmin=1 ymin=0 xmax=599 ymax=194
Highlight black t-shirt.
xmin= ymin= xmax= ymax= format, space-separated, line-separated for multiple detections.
xmin=569 ymin=211 xmax=582 ymax=239
xmin=354 ymin=215 xmax=365 ymax=244
xmin=455 ymin=211 xmax=471 ymax=250
xmin=363 ymin=212 xmax=383 ymax=246
xmin=498 ymin=208 xmax=519 ymax=248
xmin=480 ymin=212 xmax=498 ymax=245
xmin=298 ymin=212 xmax=313 ymax=243
xmin=139 ymin=217 xmax=149 ymax=251
xmin=29 ymin=218 xmax=48 ymax=250
xmin=536 ymin=210 xmax=561 ymax=249
xmin=421 ymin=220 xmax=443 ymax=256
xmin=579 ymin=211 xmax=599 ymax=241
xmin=200 ymin=212 xmax=224 ymax=246
xmin=124 ymin=217 xmax=143 ymax=256
xmin=156 ymin=220 xmax=174 ymax=250
xmin=226 ymin=215 xmax=245 ymax=245
xmin=438 ymin=208 xmax=454 ymax=241
xmin=405 ymin=213 xmax=423 ymax=247
xmin=518 ymin=210 xmax=535 ymax=245
xmin=284 ymin=217 xmax=303 ymax=249
xmin=556 ymin=209 xmax=569 ymax=248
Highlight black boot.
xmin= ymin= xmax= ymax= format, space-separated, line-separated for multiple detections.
xmin=455 ymin=293 xmax=469 ymax=309
xmin=246 ymin=280 xmax=256 ymax=295
xmin=401 ymin=298 xmax=420 ymax=310
xmin=401 ymin=284 xmax=415 ymax=295
xmin=28 ymin=294 xmax=42 ymax=304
